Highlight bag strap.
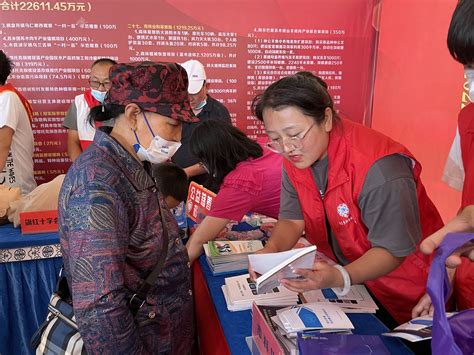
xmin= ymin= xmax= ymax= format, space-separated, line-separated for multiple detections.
xmin=427 ymin=233 xmax=474 ymax=355
xmin=128 ymin=180 xmax=170 ymax=316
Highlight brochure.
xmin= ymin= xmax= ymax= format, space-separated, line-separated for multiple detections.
xmin=277 ymin=303 xmax=354 ymax=333
xmin=382 ymin=313 xmax=455 ymax=342
xmin=301 ymin=285 xmax=378 ymax=313
xmin=248 ymin=245 xmax=317 ymax=294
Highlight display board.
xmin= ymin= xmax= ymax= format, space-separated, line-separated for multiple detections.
xmin=1 ymin=0 xmax=379 ymax=182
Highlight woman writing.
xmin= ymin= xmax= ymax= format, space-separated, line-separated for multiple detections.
xmin=186 ymin=120 xmax=283 ymax=263
xmin=59 ymin=62 xmax=198 ymax=353
xmin=250 ymin=72 xmax=444 ymax=324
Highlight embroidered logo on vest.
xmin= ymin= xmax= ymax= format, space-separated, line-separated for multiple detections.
xmin=337 ymin=203 xmax=350 ymax=218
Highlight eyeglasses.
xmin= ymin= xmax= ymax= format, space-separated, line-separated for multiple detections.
xmin=266 ymin=123 xmax=315 ymax=154
xmin=88 ymin=79 xmax=112 ymax=90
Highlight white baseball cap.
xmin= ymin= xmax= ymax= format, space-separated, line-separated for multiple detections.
xmin=181 ymin=59 xmax=207 ymax=94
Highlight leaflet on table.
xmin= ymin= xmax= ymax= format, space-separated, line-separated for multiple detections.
xmin=277 ymin=303 xmax=354 ymax=333
xmin=301 ymin=284 xmax=378 ymax=313
xmin=297 ymin=333 xmax=390 ymax=355
xmin=248 ymin=245 xmax=316 ymax=294
xmin=382 ymin=313 xmax=455 ymax=342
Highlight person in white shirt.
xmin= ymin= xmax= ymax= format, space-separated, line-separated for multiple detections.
xmin=0 ymin=50 xmax=36 ymax=195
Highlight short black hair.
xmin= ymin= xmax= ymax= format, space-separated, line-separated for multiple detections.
xmin=0 ymin=50 xmax=13 ymax=85
xmin=190 ymin=120 xmax=263 ymax=191
xmin=447 ymin=0 xmax=474 ymax=65
xmin=92 ymin=58 xmax=117 ymax=67
xmin=251 ymin=72 xmax=337 ymax=125
xmin=153 ymin=162 xmax=188 ymax=202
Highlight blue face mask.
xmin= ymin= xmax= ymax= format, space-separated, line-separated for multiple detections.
xmin=91 ymin=89 xmax=107 ymax=103
xmin=194 ymin=99 xmax=207 ymax=111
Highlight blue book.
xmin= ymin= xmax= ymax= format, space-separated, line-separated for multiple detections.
xmin=297 ymin=333 xmax=390 ymax=355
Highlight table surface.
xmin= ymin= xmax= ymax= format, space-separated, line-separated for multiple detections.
xmin=198 ymin=256 xmax=413 ymax=354
xmin=0 ymin=223 xmax=60 ymax=248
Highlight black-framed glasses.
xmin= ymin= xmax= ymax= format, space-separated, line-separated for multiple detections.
xmin=88 ymin=79 xmax=112 ymax=90
xmin=266 ymin=123 xmax=315 ymax=154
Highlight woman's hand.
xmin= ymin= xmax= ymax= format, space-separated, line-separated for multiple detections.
xmin=420 ymin=205 xmax=474 ymax=268
xmin=280 ymin=262 xmax=344 ymax=293
xmin=411 ymin=293 xmax=434 ymax=318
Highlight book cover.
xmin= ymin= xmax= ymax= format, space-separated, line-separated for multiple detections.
xmin=277 ymin=303 xmax=354 ymax=333
xmin=206 ymin=240 xmax=264 ymax=258
xmin=297 ymin=333 xmax=390 ymax=355
xmin=381 ymin=314 xmax=456 ymax=342
xmin=301 ymin=285 xmax=378 ymax=313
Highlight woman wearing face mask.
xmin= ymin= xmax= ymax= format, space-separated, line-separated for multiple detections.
xmin=250 ymin=72 xmax=444 ymax=325
xmin=62 ymin=58 xmax=117 ymax=162
xmin=58 ymin=62 xmax=198 ymax=354
xmin=185 ymin=120 xmax=283 ymax=263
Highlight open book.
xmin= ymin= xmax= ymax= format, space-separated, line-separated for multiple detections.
xmin=248 ymin=245 xmax=317 ymax=294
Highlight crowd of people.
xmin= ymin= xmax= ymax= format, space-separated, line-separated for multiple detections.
xmin=0 ymin=0 xmax=473 ymax=353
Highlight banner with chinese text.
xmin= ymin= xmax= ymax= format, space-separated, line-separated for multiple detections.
xmin=1 ymin=0 xmax=379 ymax=183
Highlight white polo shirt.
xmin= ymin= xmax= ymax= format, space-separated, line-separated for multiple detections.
xmin=0 ymin=90 xmax=36 ymax=195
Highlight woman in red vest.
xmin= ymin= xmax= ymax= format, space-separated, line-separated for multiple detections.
xmin=250 ymin=72 xmax=444 ymax=324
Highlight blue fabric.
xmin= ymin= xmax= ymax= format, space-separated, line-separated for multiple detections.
xmin=0 ymin=224 xmax=60 ymax=248
xmin=0 ymin=224 xmax=62 ymax=355
xmin=199 ymin=257 xmax=412 ymax=355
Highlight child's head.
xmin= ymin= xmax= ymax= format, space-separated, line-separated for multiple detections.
xmin=153 ymin=162 xmax=188 ymax=209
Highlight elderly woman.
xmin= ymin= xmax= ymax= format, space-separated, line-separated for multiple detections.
xmin=58 ymin=62 xmax=198 ymax=353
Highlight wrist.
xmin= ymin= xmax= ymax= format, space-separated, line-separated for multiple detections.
xmin=333 ymin=265 xmax=351 ymax=296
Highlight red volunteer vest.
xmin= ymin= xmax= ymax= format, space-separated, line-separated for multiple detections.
xmin=458 ymin=103 xmax=474 ymax=209
xmin=455 ymin=103 xmax=474 ymax=309
xmin=284 ymin=119 xmax=444 ymax=324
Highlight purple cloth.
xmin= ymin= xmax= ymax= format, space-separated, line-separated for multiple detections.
xmin=59 ymin=130 xmax=194 ymax=354
xmin=427 ymin=233 xmax=474 ymax=355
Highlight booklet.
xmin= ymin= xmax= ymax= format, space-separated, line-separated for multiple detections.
xmin=382 ymin=313 xmax=454 ymax=342
xmin=301 ymin=285 xmax=378 ymax=313
xmin=277 ymin=303 xmax=354 ymax=333
xmin=248 ymin=245 xmax=317 ymax=294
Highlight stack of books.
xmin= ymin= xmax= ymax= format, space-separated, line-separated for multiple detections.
xmin=301 ymin=284 xmax=379 ymax=313
xmin=203 ymin=240 xmax=264 ymax=275
xmin=222 ymin=274 xmax=299 ymax=312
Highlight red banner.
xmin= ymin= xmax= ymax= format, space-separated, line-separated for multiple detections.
xmin=2 ymin=0 xmax=379 ymax=183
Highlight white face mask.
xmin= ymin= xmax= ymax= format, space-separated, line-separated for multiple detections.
xmin=133 ymin=112 xmax=181 ymax=164
xmin=465 ymin=68 xmax=474 ymax=102
xmin=91 ymin=89 xmax=107 ymax=103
